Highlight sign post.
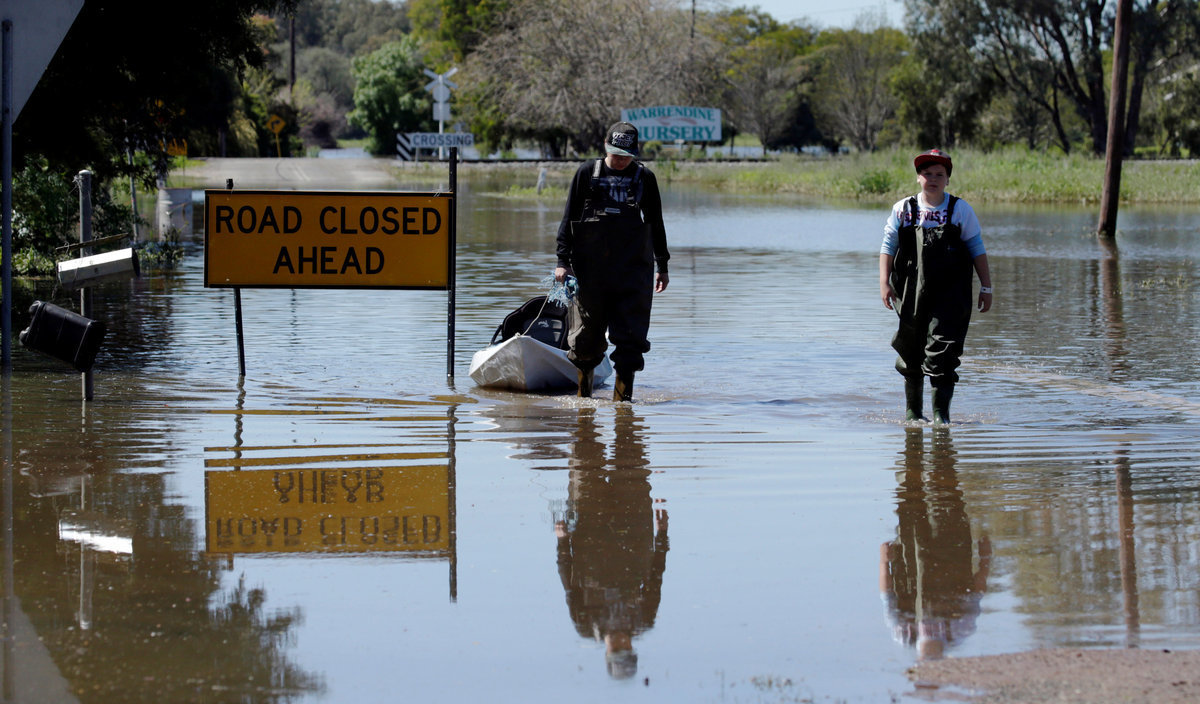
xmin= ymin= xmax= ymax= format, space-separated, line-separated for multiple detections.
xmin=204 ymin=184 xmax=457 ymax=375
xmin=266 ymin=114 xmax=285 ymax=158
xmin=423 ymin=67 xmax=457 ymax=160
xmin=204 ymin=190 xmax=452 ymax=288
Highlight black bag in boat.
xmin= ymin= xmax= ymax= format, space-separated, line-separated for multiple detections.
xmin=491 ymin=296 xmax=569 ymax=350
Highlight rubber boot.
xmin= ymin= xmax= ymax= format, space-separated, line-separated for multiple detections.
xmin=577 ymin=368 xmax=594 ymax=398
xmin=932 ymin=384 xmax=954 ymax=425
xmin=904 ymin=376 xmax=926 ymax=422
xmin=613 ymin=372 xmax=634 ymax=402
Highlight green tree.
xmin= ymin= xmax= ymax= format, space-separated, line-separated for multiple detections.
xmin=1122 ymin=1 xmax=1200 ymax=153
xmin=409 ymin=0 xmax=510 ymax=66
xmin=1144 ymin=63 xmax=1200 ymax=156
xmin=807 ymin=14 xmax=908 ymax=151
xmin=702 ymin=9 xmax=819 ymax=153
xmin=16 ymin=0 xmax=295 ymax=183
xmin=904 ymin=0 xmax=1200 ymax=155
xmin=10 ymin=0 xmax=294 ymax=269
xmin=891 ymin=2 xmax=993 ymax=150
xmin=291 ymin=47 xmax=356 ymax=146
xmin=347 ymin=37 xmax=433 ymax=155
xmin=284 ymin=0 xmax=411 ymax=56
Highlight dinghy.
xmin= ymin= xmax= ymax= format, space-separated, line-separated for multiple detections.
xmin=469 ymin=294 xmax=612 ymax=391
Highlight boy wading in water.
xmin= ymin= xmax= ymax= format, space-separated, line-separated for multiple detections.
xmin=879 ymin=149 xmax=992 ymax=424
xmin=555 ymin=122 xmax=670 ymax=401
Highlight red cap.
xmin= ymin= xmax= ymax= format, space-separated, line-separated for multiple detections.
xmin=914 ymin=149 xmax=952 ymax=177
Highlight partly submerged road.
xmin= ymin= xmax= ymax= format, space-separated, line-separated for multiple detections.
xmin=170 ymin=156 xmax=412 ymax=190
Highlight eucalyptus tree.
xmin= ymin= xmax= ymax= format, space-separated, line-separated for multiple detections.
xmin=891 ymin=3 xmax=994 ymax=150
xmin=807 ymin=13 xmax=908 ymax=152
xmin=459 ymin=0 xmax=721 ymax=156
xmin=701 ymin=8 xmax=818 ymax=154
xmin=903 ymin=0 xmax=1200 ymax=155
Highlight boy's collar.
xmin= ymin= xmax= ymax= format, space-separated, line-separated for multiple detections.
xmin=918 ymin=192 xmax=947 ymax=208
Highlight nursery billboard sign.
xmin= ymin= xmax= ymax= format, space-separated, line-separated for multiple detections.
xmin=620 ymin=106 xmax=722 ymax=142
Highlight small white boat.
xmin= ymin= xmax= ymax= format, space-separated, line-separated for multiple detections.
xmin=469 ymin=334 xmax=612 ymax=391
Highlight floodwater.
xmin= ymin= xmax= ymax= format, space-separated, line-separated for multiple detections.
xmin=4 ymin=170 xmax=1200 ymax=703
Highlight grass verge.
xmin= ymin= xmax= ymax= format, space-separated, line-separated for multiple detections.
xmin=662 ymin=147 xmax=1200 ymax=205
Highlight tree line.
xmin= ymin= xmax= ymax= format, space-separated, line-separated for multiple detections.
xmin=10 ymin=0 xmax=1200 ymax=273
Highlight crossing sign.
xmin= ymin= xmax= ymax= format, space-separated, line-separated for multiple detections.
xmin=408 ymin=133 xmax=474 ymax=148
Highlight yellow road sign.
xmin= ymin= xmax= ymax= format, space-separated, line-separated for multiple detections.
xmin=204 ymin=190 xmax=452 ymax=289
xmin=266 ymin=114 xmax=285 ymax=134
xmin=205 ymin=465 xmax=451 ymax=555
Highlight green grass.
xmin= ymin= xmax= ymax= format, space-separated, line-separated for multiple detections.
xmin=666 ymin=146 xmax=1200 ymax=204
xmin=495 ymin=184 xmax=566 ymax=199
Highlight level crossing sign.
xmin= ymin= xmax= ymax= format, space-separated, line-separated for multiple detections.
xmin=409 ymin=133 xmax=474 ymax=148
xmin=396 ymin=132 xmax=474 ymax=161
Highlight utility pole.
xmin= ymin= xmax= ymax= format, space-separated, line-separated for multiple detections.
xmin=1098 ymin=0 xmax=1132 ymax=241
xmin=289 ymin=14 xmax=296 ymax=102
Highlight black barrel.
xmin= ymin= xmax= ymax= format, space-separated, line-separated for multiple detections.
xmin=19 ymin=301 xmax=106 ymax=372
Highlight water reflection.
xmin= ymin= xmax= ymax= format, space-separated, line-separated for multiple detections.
xmin=1114 ymin=446 xmax=1138 ymax=648
xmin=555 ymin=406 xmax=668 ymax=679
xmin=8 ymin=179 xmax=1200 ymax=700
xmin=881 ymin=429 xmax=990 ymax=661
xmin=1 ymin=376 xmax=324 ymax=701
xmin=202 ymin=395 xmax=459 ymax=596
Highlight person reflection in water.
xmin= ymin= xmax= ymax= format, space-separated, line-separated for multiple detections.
xmin=880 ymin=430 xmax=991 ymax=661
xmin=555 ymin=406 xmax=668 ymax=679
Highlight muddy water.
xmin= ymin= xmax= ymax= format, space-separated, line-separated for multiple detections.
xmin=3 ymin=175 xmax=1199 ymax=703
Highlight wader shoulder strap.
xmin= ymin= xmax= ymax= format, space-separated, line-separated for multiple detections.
xmin=946 ymin=195 xmax=958 ymax=223
xmin=587 ymin=159 xmax=644 ymax=207
xmin=900 ymin=197 xmax=919 ymax=250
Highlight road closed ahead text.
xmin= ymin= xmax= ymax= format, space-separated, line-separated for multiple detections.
xmin=204 ymin=190 xmax=452 ymax=289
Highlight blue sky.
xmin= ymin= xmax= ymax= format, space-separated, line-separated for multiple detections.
xmin=722 ymin=0 xmax=904 ymax=29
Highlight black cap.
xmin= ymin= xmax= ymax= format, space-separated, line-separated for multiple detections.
xmin=604 ymin=121 xmax=639 ymax=157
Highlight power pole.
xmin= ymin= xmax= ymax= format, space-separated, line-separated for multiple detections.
xmin=1098 ymin=0 xmax=1132 ymax=241
xmin=289 ymin=15 xmax=296 ymax=102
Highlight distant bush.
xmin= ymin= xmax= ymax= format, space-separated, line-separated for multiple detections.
xmin=856 ymin=169 xmax=895 ymax=195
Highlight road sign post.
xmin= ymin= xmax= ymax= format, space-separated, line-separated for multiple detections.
xmin=423 ymin=67 xmax=458 ymax=159
xmin=267 ymin=114 xmax=285 ymax=158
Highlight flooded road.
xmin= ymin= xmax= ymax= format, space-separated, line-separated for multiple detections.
xmin=4 ymin=168 xmax=1199 ymax=702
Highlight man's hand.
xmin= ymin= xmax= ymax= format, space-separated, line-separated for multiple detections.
xmin=555 ymin=266 xmax=572 ymax=283
xmin=655 ymin=271 xmax=669 ymax=293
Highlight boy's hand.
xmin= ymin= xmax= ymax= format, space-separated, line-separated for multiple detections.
xmin=881 ymin=281 xmax=897 ymax=310
xmin=978 ymin=291 xmax=992 ymax=312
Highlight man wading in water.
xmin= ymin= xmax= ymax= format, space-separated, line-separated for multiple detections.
xmin=879 ymin=149 xmax=993 ymax=424
xmin=555 ymin=122 xmax=670 ymax=401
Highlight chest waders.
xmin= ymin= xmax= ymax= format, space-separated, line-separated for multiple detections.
xmin=568 ymin=160 xmax=655 ymax=399
xmin=889 ymin=196 xmax=973 ymax=422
